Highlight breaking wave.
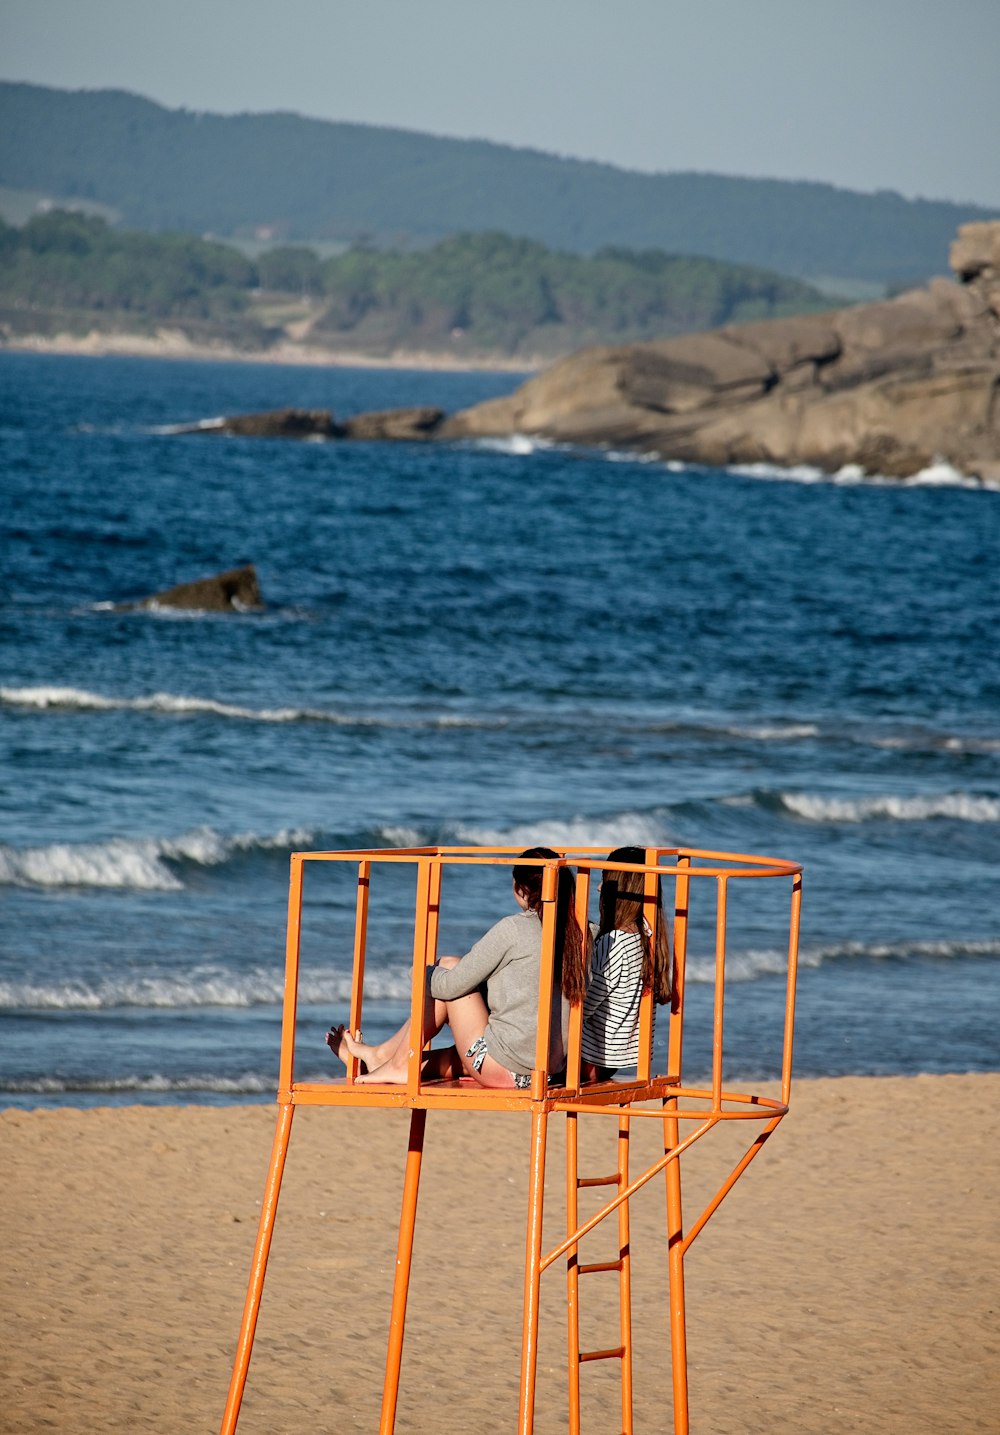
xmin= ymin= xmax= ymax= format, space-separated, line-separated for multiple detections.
xmin=1 ymin=1073 xmax=275 ymax=1096
xmin=0 ymin=963 xmax=414 ymax=1010
xmin=870 ymin=732 xmax=1000 ymax=755
xmin=5 ymin=938 xmax=996 ymax=1015
xmin=6 ymin=784 xmax=991 ymax=898
xmin=471 ymin=433 xmax=555 ymax=456
xmin=376 ymin=812 xmax=674 ymax=854
xmin=10 ymin=687 xmax=991 ymax=759
xmin=0 ymin=812 xmax=683 ymax=894
xmin=724 ymin=721 xmax=819 ymax=741
xmin=687 ymin=935 xmax=1000 ymax=983
xmin=803 ymin=936 xmax=1000 ymax=963
xmin=456 ymin=813 xmax=670 ymax=850
xmin=778 ymin=791 xmax=1000 ymax=824
xmin=0 ymin=684 xmax=509 ymax=729
xmin=465 ymin=438 xmax=997 ymax=489
xmin=471 ymin=434 xmax=658 ymax=466
xmin=726 ymin=458 xmax=999 ymax=490
xmin=0 ymin=825 xmax=315 ymax=891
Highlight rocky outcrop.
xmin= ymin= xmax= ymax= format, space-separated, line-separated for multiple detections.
xmin=950 ymin=221 xmax=1000 ymax=294
xmin=174 ymin=405 xmax=445 ymax=442
xmin=442 ymin=223 xmax=1000 ymax=480
xmin=340 ymin=406 xmax=445 ymax=441
xmin=128 ymin=565 xmax=263 ymax=612
xmin=184 ymin=409 xmax=340 ymax=439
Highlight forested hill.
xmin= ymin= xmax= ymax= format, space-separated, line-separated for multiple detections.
xmin=2 ymin=82 xmax=997 ymax=289
xmin=0 ymin=213 xmax=832 ymax=361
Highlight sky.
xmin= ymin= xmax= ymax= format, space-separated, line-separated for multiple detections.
xmin=2 ymin=0 xmax=999 ymax=209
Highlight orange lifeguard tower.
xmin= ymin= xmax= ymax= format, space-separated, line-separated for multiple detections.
xmin=219 ymin=845 xmax=802 ymax=1434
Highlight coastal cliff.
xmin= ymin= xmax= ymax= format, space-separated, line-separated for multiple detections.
xmin=442 ymin=222 xmax=1000 ymax=480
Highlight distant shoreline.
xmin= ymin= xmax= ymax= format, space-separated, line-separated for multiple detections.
xmin=1 ymin=328 xmax=541 ymax=374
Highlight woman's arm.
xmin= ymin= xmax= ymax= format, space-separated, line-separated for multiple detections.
xmin=429 ymin=917 xmax=513 ymax=1001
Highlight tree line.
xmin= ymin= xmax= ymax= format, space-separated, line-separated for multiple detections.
xmin=0 ymin=210 xmax=832 ymax=357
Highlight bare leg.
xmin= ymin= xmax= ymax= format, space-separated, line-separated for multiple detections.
xmin=326 ymin=1018 xmax=415 ymax=1075
xmin=328 ymin=1021 xmax=432 ymax=1077
xmin=357 ymin=975 xmax=493 ymax=1084
xmin=355 ymin=1005 xmax=452 ymax=1083
xmin=326 ymin=956 xmax=518 ymax=1088
xmin=327 ymin=956 xmax=465 ymax=1078
xmin=358 ymin=983 xmax=520 ymax=1089
xmin=420 ymin=1045 xmax=465 ymax=1081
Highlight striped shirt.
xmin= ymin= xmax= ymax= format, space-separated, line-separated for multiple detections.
xmin=580 ymin=927 xmax=647 ymax=1068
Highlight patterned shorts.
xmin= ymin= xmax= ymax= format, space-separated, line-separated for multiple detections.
xmin=466 ymin=1034 xmax=532 ymax=1089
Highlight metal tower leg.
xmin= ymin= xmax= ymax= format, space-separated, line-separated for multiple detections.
xmin=379 ymin=1108 xmax=428 ymax=1435
xmin=618 ymin=1114 xmax=634 ymax=1435
xmin=663 ymin=1099 xmax=689 ymax=1435
xmin=518 ymin=1105 xmax=550 ymax=1435
xmin=220 ymin=1101 xmax=295 ymax=1435
xmin=566 ymin=1110 xmax=582 ymax=1435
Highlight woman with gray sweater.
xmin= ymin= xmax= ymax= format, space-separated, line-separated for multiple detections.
xmin=327 ymin=848 xmax=585 ymax=1088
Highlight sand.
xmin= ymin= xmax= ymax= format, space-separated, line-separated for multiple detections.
xmin=3 ymin=1074 xmax=998 ymax=1434
xmin=2 ymin=330 xmax=539 ymax=372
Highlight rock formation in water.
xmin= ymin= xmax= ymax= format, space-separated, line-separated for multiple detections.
xmin=442 ymin=222 xmax=1000 ymax=481
xmin=339 ymin=406 xmax=445 ymax=441
xmin=128 ymin=564 xmax=263 ymax=612
xmin=174 ymin=406 xmax=445 ymax=442
xmin=197 ymin=409 xmax=339 ymax=439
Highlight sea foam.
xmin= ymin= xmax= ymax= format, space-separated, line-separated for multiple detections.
xmin=0 ymin=964 xmax=415 ymax=1010
xmin=1 ymin=684 xmax=345 ymax=724
xmin=0 ymin=825 xmax=315 ymax=891
xmin=372 ymin=812 xmax=673 ymax=853
xmin=0 ymin=684 xmax=509 ymax=730
xmin=453 ymin=813 xmax=671 ymax=852
xmin=726 ymin=457 xmax=998 ymax=490
xmin=779 ymin=791 xmax=1000 ymax=823
xmin=472 ymin=433 xmax=554 ymax=456
xmin=2 ymin=1072 xmax=276 ymax=1096
xmin=5 ymin=937 xmax=994 ymax=1014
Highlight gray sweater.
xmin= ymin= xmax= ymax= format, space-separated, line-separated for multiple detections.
xmin=429 ymin=910 xmax=565 ymax=1077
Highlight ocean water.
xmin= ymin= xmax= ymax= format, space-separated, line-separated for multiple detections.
xmin=2 ymin=350 xmax=999 ymax=1108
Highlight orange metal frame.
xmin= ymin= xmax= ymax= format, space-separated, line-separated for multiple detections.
xmin=219 ymin=845 xmax=803 ymax=1435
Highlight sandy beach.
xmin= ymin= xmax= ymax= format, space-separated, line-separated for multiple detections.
xmin=2 ymin=1074 xmax=998 ymax=1434
xmin=2 ymin=330 xmax=540 ymax=373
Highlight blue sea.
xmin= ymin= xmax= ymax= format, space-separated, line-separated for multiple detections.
xmin=2 ymin=350 xmax=999 ymax=1108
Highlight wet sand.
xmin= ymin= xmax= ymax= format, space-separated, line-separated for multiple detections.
xmin=2 ymin=1074 xmax=998 ymax=1434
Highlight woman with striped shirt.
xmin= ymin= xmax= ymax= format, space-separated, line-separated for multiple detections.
xmin=581 ymin=846 xmax=672 ymax=1080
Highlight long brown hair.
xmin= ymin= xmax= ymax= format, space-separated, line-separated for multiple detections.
xmin=512 ymin=847 xmax=587 ymax=1003
xmin=597 ymin=846 xmax=672 ymax=1004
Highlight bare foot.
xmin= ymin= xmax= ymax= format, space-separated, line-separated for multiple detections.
xmin=326 ymin=1023 xmax=368 ymax=1072
xmin=343 ymin=1028 xmax=391 ymax=1070
xmin=356 ymin=1053 xmax=410 ymax=1084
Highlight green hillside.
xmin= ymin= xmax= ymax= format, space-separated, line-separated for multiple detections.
xmin=0 ymin=213 xmax=832 ymax=359
xmin=1 ymin=82 xmax=995 ymax=288
xmin=307 ymin=232 xmax=832 ymax=356
xmin=0 ymin=211 xmax=268 ymax=348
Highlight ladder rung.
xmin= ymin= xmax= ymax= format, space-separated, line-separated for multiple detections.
xmin=579 ymin=1259 xmax=623 ymax=1275
xmin=577 ymin=1173 xmax=621 ymax=1188
xmin=579 ymin=1346 xmax=626 ymax=1364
